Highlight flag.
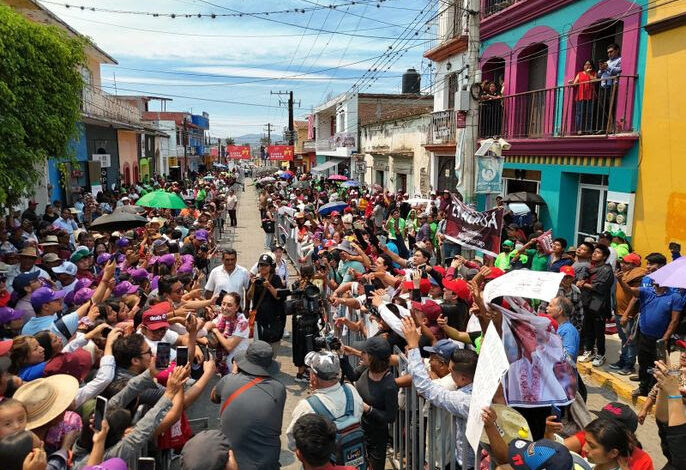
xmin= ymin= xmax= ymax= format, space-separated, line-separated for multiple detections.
xmin=536 ymin=229 xmax=553 ymax=255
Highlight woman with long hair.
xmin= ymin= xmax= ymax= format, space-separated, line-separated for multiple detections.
xmin=250 ymin=254 xmax=286 ymax=357
xmin=569 ymin=60 xmax=597 ymax=134
xmin=205 ymin=292 xmax=250 ymax=375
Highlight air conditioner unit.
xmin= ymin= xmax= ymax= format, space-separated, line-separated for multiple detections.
xmin=455 ymin=90 xmax=470 ymax=111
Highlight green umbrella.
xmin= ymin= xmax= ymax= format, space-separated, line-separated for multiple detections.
xmin=135 ymin=189 xmax=187 ymax=209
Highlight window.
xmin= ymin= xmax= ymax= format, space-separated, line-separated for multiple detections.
xmin=446 ymin=73 xmax=458 ymax=109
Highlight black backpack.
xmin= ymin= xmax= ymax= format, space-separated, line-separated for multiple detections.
xmin=307 ymin=385 xmax=367 ymax=469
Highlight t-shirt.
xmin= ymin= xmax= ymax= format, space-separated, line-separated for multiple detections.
xmin=21 ymin=312 xmax=79 ymax=344
xmin=638 ymin=287 xmax=684 ymax=338
xmin=142 ymin=329 xmax=180 ymax=362
xmin=557 ymin=322 xmax=580 ymax=361
xmin=574 ymin=431 xmax=653 ymax=470
xmin=525 ymin=249 xmax=549 ymax=271
xmin=216 ymin=372 xmax=286 ymax=470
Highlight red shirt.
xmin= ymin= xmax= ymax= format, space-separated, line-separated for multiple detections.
xmin=574 ymin=431 xmax=653 ymax=470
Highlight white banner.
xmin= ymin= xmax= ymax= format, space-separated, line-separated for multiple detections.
xmin=465 ymin=322 xmax=510 ymax=458
xmin=483 ymin=270 xmax=564 ymax=304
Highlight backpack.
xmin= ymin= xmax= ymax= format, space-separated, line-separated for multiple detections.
xmin=306 ymin=385 xmax=367 ymax=470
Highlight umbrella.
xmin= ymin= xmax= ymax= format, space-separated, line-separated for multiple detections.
xmin=279 ymin=173 xmax=293 ymax=180
xmin=502 ymin=191 xmax=546 ymax=205
xmin=647 ymin=257 xmax=686 ymax=289
xmin=90 ymin=210 xmax=148 ymax=231
xmin=258 ymin=177 xmax=276 ymax=183
xmin=342 ymin=180 xmax=360 ymax=187
xmin=213 ymin=163 xmax=228 ymax=169
xmin=291 ymin=180 xmax=309 ymax=189
xmin=136 ymin=190 xmax=187 ymax=210
xmin=328 ymin=174 xmax=348 ymax=181
xmin=318 ymin=201 xmax=348 ymax=215
xmin=116 ymin=205 xmax=146 ymax=215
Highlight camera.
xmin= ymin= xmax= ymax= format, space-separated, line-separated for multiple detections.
xmin=313 ymin=334 xmax=342 ymax=352
xmin=199 ymin=244 xmax=210 ymax=252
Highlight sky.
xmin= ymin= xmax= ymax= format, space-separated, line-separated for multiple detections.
xmin=38 ymin=0 xmax=438 ymax=139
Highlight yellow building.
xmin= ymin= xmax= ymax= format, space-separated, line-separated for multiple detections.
xmin=632 ymin=0 xmax=686 ymax=255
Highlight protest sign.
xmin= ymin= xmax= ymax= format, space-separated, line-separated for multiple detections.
xmin=227 ymin=145 xmax=251 ymax=160
xmin=483 ymin=270 xmax=564 ymax=303
xmin=267 ymin=145 xmax=294 ymax=161
xmin=495 ymin=297 xmax=577 ymax=407
xmin=466 ymin=322 xmax=509 ymax=458
xmin=443 ymin=197 xmax=504 ymax=257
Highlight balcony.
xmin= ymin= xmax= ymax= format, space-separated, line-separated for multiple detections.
xmin=482 ymin=0 xmax=515 ymax=18
xmin=423 ymin=6 xmax=467 ymax=62
xmin=477 ymin=75 xmax=638 ymax=157
xmin=427 ymin=110 xmax=456 ymax=146
xmin=302 ymin=139 xmax=316 ymax=151
xmin=315 ymin=139 xmax=335 ymax=151
xmin=81 ymin=85 xmax=142 ymax=128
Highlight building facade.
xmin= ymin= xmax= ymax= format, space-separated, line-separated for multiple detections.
xmin=477 ymin=0 xmax=647 ymax=245
xmin=631 ymin=0 xmax=686 ymax=254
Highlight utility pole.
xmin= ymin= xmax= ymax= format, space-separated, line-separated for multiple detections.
xmin=458 ymin=0 xmax=481 ymax=204
xmin=263 ymin=123 xmax=275 ymax=146
xmin=271 ymin=90 xmax=300 ymax=145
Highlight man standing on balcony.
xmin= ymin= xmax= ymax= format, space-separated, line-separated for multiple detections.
xmin=597 ymin=43 xmax=622 ymax=133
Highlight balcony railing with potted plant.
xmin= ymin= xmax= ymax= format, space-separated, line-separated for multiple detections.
xmin=477 ymin=75 xmax=637 ymax=140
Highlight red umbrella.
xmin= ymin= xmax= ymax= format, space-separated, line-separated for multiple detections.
xmin=328 ymin=174 xmax=348 ymax=181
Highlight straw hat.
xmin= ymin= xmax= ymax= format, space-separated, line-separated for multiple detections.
xmin=13 ymin=374 xmax=79 ymax=429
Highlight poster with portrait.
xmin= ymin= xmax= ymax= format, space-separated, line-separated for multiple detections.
xmin=494 ymin=297 xmax=577 ymax=407
xmin=475 ymin=156 xmax=504 ymax=194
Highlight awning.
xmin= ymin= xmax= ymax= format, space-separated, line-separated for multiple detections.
xmin=311 ymin=160 xmax=338 ymax=173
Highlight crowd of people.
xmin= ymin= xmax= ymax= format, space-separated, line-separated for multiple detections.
xmin=0 ymin=163 xmax=683 ymax=470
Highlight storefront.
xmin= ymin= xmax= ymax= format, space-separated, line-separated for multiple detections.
xmin=391 ymin=155 xmax=413 ymax=194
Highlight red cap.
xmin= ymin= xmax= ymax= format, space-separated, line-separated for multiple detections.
xmin=621 ymin=253 xmax=641 ymax=266
xmin=410 ymin=299 xmax=442 ymax=321
xmin=484 ymin=267 xmax=505 ymax=280
xmin=559 ymin=265 xmax=575 ymax=277
xmin=442 ymin=278 xmax=471 ymax=301
xmin=330 ymin=211 xmax=340 ymax=217
xmin=432 ymin=266 xmax=446 ymax=277
xmin=402 ymin=278 xmax=431 ymax=295
xmin=142 ymin=301 xmax=172 ymax=330
xmin=344 ymin=207 xmax=353 ymax=213
xmin=0 ymin=339 xmax=12 ymax=356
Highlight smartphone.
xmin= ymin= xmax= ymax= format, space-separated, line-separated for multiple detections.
xmin=216 ymin=289 xmax=227 ymax=306
xmin=94 ymin=396 xmax=108 ymax=431
xmin=114 ymin=266 xmax=121 ymax=283
xmin=101 ymin=326 xmax=112 ymax=338
xmin=155 ymin=342 xmax=171 ymax=370
xmin=138 ymin=290 xmax=148 ymax=307
xmin=176 ymin=346 xmax=189 ymax=367
xmin=193 ymin=269 xmax=200 ymax=282
xmin=656 ymin=339 xmax=668 ymax=364
xmin=364 ymin=284 xmax=375 ymax=300
xmin=550 ymin=405 xmax=562 ymax=423
xmin=138 ymin=457 xmax=156 ymax=470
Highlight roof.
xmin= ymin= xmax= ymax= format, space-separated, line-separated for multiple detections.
xmin=114 ymin=95 xmax=173 ymax=102
xmin=314 ymin=91 xmax=433 ymax=113
xmin=15 ymin=0 xmax=117 ymax=65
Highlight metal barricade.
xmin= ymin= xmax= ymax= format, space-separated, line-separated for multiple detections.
xmin=390 ymin=348 xmax=458 ymax=470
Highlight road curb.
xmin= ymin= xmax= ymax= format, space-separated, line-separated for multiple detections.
xmin=578 ymin=361 xmax=649 ymax=411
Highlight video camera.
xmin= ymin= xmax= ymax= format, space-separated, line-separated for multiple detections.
xmin=313 ymin=333 xmax=342 ymax=352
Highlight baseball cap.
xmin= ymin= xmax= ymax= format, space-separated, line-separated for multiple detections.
xmin=157 ymin=254 xmax=175 ymax=266
xmin=52 ymin=261 xmax=77 ymax=276
xmin=70 ymin=247 xmax=92 ymax=263
xmin=621 ymin=253 xmax=641 ymax=266
xmin=485 ymin=267 xmax=505 ymax=280
xmin=559 ymin=265 xmax=575 ymax=278
xmin=423 ymin=339 xmax=458 ymax=362
xmin=12 ymin=271 xmax=41 ymax=293
xmin=0 ymin=307 xmax=24 ymax=325
xmin=142 ymin=302 xmax=171 ymax=330
xmin=72 ymin=288 xmax=94 ymax=306
xmin=258 ymin=253 xmax=275 ymax=266
xmin=402 ymin=278 xmax=431 ymax=295
xmin=0 ymin=339 xmax=13 ymax=357
xmin=30 ymin=287 xmax=66 ymax=311
xmin=195 ymin=229 xmax=209 ymax=241
xmin=129 ymin=268 xmax=149 ymax=283
xmin=181 ymin=430 xmax=230 ymax=470
xmin=96 ymin=253 xmax=112 ymax=265
xmin=83 ymin=458 xmax=128 ymax=470
xmin=503 ymin=240 xmax=515 ymax=248
xmin=304 ymin=350 xmax=341 ymax=380
xmin=353 ymin=336 xmax=392 ymax=360
xmin=508 ymin=438 xmax=572 ymax=470
xmin=593 ymin=401 xmax=639 ymax=432
xmin=115 ymin=238 xmax=130 ymax=248
xmin=43 ymin=349 xmax=93 ymax=382
xmin=410 ymin=299 xmax=442 ymax=321
xmin=113 ymin=281 xmax=138 ymax=297
xmin=611 ymin=230 xmax=627 ymax=240
xmin=442 ymin=278 xmax=471 ymax=301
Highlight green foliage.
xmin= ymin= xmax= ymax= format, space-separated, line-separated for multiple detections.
xmin=0 ymin=5 xmax=86 ymax=206
xmin=225 ymin=137 xmax=235 ymax=145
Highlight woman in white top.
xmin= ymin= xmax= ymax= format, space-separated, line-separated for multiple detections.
xmin=205 ymin=292 xmax=250 ymax=375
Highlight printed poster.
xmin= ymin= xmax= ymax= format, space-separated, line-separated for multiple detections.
xmin=443 ymin=196 xmax=504 ymax=257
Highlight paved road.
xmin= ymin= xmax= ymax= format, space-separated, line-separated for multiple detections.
xmin=183 ymin=178 xmax=666 ymax=469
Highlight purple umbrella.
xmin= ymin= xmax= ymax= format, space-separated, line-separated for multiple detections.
xmin=647 ymin=256 xmax=686 ymax=289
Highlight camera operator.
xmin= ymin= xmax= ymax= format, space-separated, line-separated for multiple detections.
xmin=249 ymin=254 xmax=287 ymax=357
xmin=289 ymin=266 xmax=327 ymax=382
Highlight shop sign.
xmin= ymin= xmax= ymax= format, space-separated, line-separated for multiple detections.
xmin=267 ymin=145 xmax=294 ymax=161
xmin=475 ymin=156 xmax=504 ymax=194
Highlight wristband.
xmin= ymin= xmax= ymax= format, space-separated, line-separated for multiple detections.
xmin=668 ymin=395 xmax=683 ymax=399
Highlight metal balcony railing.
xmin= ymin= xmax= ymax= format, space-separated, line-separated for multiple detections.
xmin=428 ymin=109 xmax=456 ymax=145
xmin=81 ymin=85 xmax=141 ymax=126
xmin=315 ymin=139 xmax=335 ymax=151
xmin=482 ymin=0 xmax=517 ymax=18
xmin=478 ymin=75 xmax=637 ymax=139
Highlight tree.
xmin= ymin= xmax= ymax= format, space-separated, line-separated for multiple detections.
xmin=225 ymin=137 xmax=235 ymax=145
xmin=0 ymin=5 xmax=85 ymax=206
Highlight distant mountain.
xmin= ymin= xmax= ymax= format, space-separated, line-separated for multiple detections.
xmin=232 ymin=133 xmax=283 ymax=147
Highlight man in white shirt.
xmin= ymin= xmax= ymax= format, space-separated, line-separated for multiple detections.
xmin=286 ymin=350 xmax=364 ymax=450
xmin=138 ymin=302 xmax=190 ymax=362
xmin=226 ymin=189 xmax=238 ymax=227
xmin=204 ymin=248 xmax=250 ymax=305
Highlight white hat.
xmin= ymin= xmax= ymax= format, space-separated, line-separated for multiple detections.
xmin=52 ymin=261 xmax=77 ymax=276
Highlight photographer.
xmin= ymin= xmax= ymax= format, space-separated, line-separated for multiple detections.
xmin=289 ymin=266 xmax=327 ymax=382
xmin=249 ymin=254 xmax=287 ymax=357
